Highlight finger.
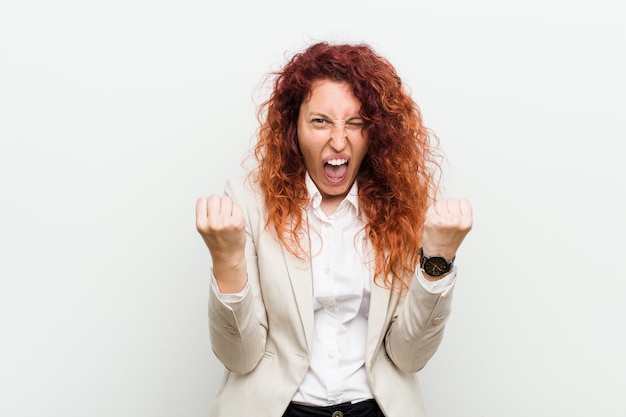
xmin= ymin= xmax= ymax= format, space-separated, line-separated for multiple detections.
xmin=425 ymin=203 xmax=436 ymax=220
xmin=195 ymin=197 xmax=210 ymax=232
xmin=231 ymin=203 xmax=244 ymax=226
xmin=459 ymin=198 xmax=473 ymax=217
xmin=196 ymin=197 xmax=208 ymax=220
xmin=445 ymin=198 xmax=461 ymax=216
xmin=220 ymin=196 xmax=233 ymax=216
xmin=206 ymin=194 xmax=222 ymax=222
xmin=430 ymin=200 xmax=442 ymax=217
xmin=459 ymin=199 xmax=473 ymax=230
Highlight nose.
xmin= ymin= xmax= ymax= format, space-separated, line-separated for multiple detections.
xmin=330 ymin=124 xmax=347 ymax=150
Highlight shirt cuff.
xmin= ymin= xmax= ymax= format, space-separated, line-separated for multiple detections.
xmin=416 ymin=267 xmax=456 ymax=293
xmin=210 ymin=270 xmax=249 ymax=303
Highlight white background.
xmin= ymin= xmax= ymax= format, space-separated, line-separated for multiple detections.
xmin=1 ymin=0 xmax=625 ymax=416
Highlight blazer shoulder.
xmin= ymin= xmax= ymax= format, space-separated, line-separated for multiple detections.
xmin=224 ymin=175 xmax=261 ymax=204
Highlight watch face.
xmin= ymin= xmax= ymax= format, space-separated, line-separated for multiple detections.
xmin=423 ymin=257 xmax=450 ymax=277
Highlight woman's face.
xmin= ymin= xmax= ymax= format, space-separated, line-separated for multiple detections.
xmin=297 ymin=79 xmax=368 ymax=212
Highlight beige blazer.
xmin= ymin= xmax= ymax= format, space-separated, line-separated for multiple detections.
xmin=207 ymin=176 xmax=455 ymax=417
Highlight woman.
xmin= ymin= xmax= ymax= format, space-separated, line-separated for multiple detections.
xmin=196 ymin=42 xmax=472 ymax=417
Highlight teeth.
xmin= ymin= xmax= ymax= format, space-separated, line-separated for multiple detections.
xmin=326 ymin=159 xmax=348 ymax=166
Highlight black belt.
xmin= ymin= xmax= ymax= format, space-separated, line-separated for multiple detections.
xmin=282 ymin=399 xmax=383 ymax=417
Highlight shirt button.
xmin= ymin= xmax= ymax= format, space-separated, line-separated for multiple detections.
xmin=332 ymin=412 xmax=343 ymax=417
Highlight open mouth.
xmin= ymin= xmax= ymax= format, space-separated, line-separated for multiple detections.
xmin=324 ymin=158 xmax=349 ymax=183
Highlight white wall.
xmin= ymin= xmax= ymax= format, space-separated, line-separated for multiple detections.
xmin=1 ymin=1 xmax=624 ymax=416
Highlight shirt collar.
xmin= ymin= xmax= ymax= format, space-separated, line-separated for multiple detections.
xmin=305 ymin=173 xmax=360 ymax=214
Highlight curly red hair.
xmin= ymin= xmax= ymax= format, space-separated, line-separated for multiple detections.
xmin=252 ymin=42 xmax=441 ymax=288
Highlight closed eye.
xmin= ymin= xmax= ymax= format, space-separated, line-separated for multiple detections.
xmin=346 ymin=120 xmax=364 ymax=128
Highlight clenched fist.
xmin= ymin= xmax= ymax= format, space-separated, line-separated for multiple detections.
xmin=196 ymin=194 xmax=247 ymax=293
xmin=422 ymin=198 xmax=473 ymax=261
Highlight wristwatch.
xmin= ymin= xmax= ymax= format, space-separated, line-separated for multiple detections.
xmin=418 ymin=248 xmax=455 ymax=277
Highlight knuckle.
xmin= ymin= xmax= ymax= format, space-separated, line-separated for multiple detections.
xmin=195 ymin=217 xmax=208 ymax=230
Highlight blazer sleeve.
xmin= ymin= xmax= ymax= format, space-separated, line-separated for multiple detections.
xmin=207 ymin=177 xmax=269 ymax=375
xmin=383 ymin=269 xmax=456 ymax=373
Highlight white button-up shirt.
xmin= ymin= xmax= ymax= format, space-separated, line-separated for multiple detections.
xmin=291 ymin=175 xmax=372 ymax=405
